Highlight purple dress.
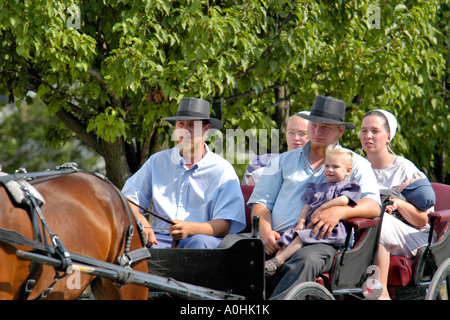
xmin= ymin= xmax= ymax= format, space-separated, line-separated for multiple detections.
xmin=278 ymin=181 xmax=361 ymax=247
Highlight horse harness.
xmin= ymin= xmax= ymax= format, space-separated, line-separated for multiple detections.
xmin=0 ymin=164 xmax=148 ymax=299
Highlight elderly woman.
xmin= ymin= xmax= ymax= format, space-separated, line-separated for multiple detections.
xmin=360 ymin=109 xmax=436 ymax=300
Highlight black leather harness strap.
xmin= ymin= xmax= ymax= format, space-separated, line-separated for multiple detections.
xmin=90 ymin=172 xmax=149 ymax=268
xmin=19 ymin=183 xmax=73 ymax=299
xmin=0 ymin=228 xmax=55 ymax=253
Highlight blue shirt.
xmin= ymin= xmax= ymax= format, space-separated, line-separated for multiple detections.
xmin=248 ymin=142 xmax=381 ymax=233
xmin=122 ymin=145 xmax=246 ymax=235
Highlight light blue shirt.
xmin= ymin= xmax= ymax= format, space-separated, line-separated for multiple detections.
xmin=248 ymin=142 xmax=381 ymax=233
xmin=122 ymin=145 xmax=246 ymax=235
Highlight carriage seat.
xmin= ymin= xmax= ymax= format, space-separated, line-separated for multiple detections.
xmin=240 ymin=185 xmax=255 ymax=234
xmin=315 ymin=215 xmax=382 ymax=290
xmin=388 ymin=182 xmax=450 ymax=287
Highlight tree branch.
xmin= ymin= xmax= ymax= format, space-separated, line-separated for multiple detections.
xmin=86 ymin=67 xmax=122 ymax=108
xmin=55 ymin=109 xmax=104 ymax=156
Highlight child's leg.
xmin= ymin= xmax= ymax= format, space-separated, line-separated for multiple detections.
xmin=265 ymin=236 xmax=304 ymax=276
xmin=275 ymin=235 xmax=303 ymax=265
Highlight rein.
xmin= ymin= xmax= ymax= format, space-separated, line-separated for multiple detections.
xmin=126 ymin=198 xmax=180 ymax=248
xmin=90 ymin=172 xmax=149 ymax=268
xmin=127 ymin=198 xmax=175 ymax=226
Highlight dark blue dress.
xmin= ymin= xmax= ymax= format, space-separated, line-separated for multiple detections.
xmin=278 ymin=181 xmax=361 ymax=247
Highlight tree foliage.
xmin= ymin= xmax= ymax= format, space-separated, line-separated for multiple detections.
xmin=0 ymin=0 xmax=448 ymax=186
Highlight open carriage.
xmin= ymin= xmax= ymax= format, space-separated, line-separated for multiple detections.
xmin=0 ymin=164 xmax=448 ymax=300
xmin=147 ymin=183 xmax=450 ymax=300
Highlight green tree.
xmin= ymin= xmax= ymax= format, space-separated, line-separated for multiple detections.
xmin=0 ymin=0 xmax=447 ymax=186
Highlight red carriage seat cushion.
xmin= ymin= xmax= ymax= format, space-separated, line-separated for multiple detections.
xmin=388 ymin=256 xmax=413 ymax=286
xmin=240 ymin=185 xmax=254 ymax=233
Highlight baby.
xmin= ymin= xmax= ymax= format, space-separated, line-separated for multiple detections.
xmin=265 ymin=146 xmax=361 ymax=276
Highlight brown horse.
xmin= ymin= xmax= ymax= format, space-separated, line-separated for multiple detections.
xmin=0 ymin=170 xmax=149 ymax=300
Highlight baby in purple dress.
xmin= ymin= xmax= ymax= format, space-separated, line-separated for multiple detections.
xmin=265 ymin=146 xmax=361 ymax=276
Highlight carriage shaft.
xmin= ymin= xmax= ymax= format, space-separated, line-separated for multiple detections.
xmin=15 ymin=249 xmax=243 ymax=300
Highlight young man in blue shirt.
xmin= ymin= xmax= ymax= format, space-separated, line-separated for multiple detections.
xmin=122 ymin=98 xmax=246 ymax=249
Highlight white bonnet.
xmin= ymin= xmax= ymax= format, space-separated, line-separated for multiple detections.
xmin=373 ymin=109 xmax=397 ymax=141
xmin=295 ymin=110 xmax=310 ymax=116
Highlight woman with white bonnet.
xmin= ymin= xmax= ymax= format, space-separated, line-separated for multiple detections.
xmin=360 ymin=109 xmax=436 ymax=300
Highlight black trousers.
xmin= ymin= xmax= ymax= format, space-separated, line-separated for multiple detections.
xmin=269 ymin=243 xmax=338 ymax=300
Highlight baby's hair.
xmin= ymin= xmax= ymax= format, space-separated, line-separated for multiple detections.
xmin=325 ymin=145 xmax=353 ymax=168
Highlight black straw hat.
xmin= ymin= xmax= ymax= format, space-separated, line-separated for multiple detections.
xmin=162 ymin=97 xmax=223 ymax=130
xmin=297 ymin=95 xmax=356 ymax=129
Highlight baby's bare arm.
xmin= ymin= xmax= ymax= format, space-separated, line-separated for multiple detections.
xmin=319 ymin=195 xmax=350 ymax=211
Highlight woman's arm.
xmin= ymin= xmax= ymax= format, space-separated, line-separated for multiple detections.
xmin=387 ymin=198 xmax=429 ymax=228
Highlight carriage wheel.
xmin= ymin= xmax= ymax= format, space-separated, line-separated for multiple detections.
xmin=284 ymin=282 xmax=335 ymax=300
xmin=426 ymin=258 xmax=450 ymax=300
